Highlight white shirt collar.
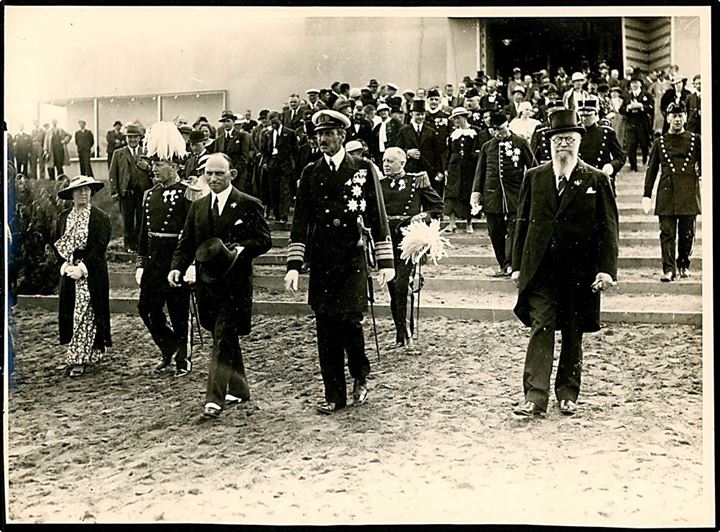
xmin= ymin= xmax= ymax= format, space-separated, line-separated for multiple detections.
xmin=324 ymin=148 xmax=346 ymax=170
xmin=211 ymin=185 xmax=233 ymax=215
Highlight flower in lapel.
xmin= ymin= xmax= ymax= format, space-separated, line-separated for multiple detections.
xmin=573 ymin=179 xmax=582 ymax=187
xmin=230 ymin=202 xmax=237 ymax=209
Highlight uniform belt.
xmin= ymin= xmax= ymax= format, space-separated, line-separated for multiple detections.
xmin=388 ymin=215 xmax=411 ymax=220
xmin=148 ymin=232 xmax=180 ymax=238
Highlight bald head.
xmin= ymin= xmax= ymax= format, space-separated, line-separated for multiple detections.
xmin=204 ymin=152 xmax=236 ymax=194
xmin=383 ymin=147 xmax=407 ymax=177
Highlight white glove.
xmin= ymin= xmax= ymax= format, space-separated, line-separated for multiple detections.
xmin=641 ymin=197 xmax=652 ymax=215
xmin=168 ymin=269 xmax=182 ymax=287
xmin=66 ymin=266 xmax=82 ymax=281
xmin=591 ymin=272 xmax=616 ymax=293
xmin=183 ymin=264 xmax=196 ymax=285
xmin=470 ymin=192 xmax=482 ymax=215
xmin=135 ymin=268 xmax=143 ymax=286
xmin=284 ymin=270 xmax=299 ymax=292
xmin=601 ymin=163 xmax=614 ymax=176
xmin=410 ymin=212 xmax=428 ymax=224
xmin=510 ymin=270 xmax=520 ymax=288
xmin=376 ymin=267 xmax=395 ymax=287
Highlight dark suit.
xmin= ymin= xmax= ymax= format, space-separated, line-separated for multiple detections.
xmin=512 ymin=161 xmax=619 ymax=411
xmin=620 ymin=90 xmax=653 ymax=170
xmin=503 ymin=101 xmax=523 ymax=121
xmin=346 ymin=118 xmax=374 ymax=147
xmin=262 ymin=126 xmax=298 ymax=220
xmin=215 ymin=129 xmax=251 ymax=190
xmin=287 ymin=154 xmax=394 ymax=407
xmin=371 ymin=116 xmax=403 ymax=164
xmin=282 ymin=107 xmax=306 ymax=131
xmin=13 ymin=132 xmax=32 ymax=176
xmin=395 ymin=123 xmax=442 ymax=193
xmin=75 ymin=129 xmax=95 ymax=177
xmin=109 ymin=145 xmax=152 ymax=251
xmin=685 ymin=92 xmax=701 ymax=134
xmin=106 ymin=129 xmax=126 ymax=169
xmin=171 ymin=187 xmax=272 ymax=408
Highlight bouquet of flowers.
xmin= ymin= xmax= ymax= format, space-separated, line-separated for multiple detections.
xmin=399 ymin=218 xmax=452 ymax=266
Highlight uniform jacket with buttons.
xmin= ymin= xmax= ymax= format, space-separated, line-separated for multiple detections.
xmin=472 ymin=133 xmax=534 ymax=214
xmin=578 ymin=123 xmax=626 ymax=180
xmin=530 ymin=122 xmax=551 ymax=164
xmin=644 ymin=131 xmax=701 ymax=216
xmin=425 ymin=109 xmax=452 ymax=168
xmin=287 ymin=153 xmax=393 ymax=316
xmin=512 ymin=161 xmax=619 ymax=332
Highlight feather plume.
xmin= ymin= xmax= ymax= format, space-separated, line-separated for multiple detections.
xmin=144 ymin=121 xmax=187 ymax=161
xmin=399 ymin=219 xmax=452 ymax=265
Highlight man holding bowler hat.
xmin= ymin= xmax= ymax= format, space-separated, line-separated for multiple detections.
xmin=168 ymin=153 xmax=272 ymax=419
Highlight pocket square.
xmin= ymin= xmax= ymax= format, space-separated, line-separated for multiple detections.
xmin=586 ymin=187 xmax=596 ymax=194
xmin=234 ymin=219 xmax=244 ymax=226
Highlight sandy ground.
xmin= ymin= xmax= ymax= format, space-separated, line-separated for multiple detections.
xmin=6 ymin=308 xmax=711 ymax=526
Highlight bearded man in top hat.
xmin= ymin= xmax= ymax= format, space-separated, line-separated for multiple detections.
xmin=284 ymin=109 xmax=394 ymax=415
xmin=470 ymin=110 xmax=534 ymax=277
xmin=510 ymin=109 xmax=619 ymax=418
xmin=396 ymin=99 xmax=444 ymax=195
xmin=109 ymin=123 xmax=152 ymax=252
xmin=168 ymin=152 xmax=272 ymax=419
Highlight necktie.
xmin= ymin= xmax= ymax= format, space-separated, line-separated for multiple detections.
xmin=212 ymin=195 xmax=220 ymax=221
xmin=329 ymin=160 xmax=336 ymax=172
xmin=557 ymin=175 xmax=567 ymax=195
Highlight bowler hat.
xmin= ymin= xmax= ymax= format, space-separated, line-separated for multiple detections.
xmin=219 ymin=110 xmax=237 ymax=122
xmin=113 ymin=120 xmax=122 ymax=127
xmin=546 ymin=109 xmax=585 ymax=137
xmin=666 ymin=102 xmax=687 ymax=115
xmin=189 ymin=130 xmax=205 ymax=144
xmin=368 ymin=78 xmax=379 ymax=87
xmin=670 ymin=73 xmax=688 ymax=84
xmin=489 ymin=111 xmax=509 ymax=128
xmin=125 ymin=124 xmax=142 ymax=137
xmin=312 ymin=110 xmax=351 ymax=132
xmin=410 ymin=99 xmax=426 ymax=113
xmin=449 ymin=107 xmax=470 ymax=119
xmin=57 ymin=175 xmax=105 ymax=200
xmin=426 ymin=88 xmax=441 ymax=99
xmin=258 ymin=109 xmax=270 ymax=120
xmin=195 ymin=237 xmax=240 ymax=283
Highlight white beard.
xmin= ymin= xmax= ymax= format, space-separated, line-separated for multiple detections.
xmin=552 ymin=152 xmax=578 ymax=178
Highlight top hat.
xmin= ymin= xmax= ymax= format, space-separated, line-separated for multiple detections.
xmin=410 ymin=99 xmax=426 ymax=113
xmin=546 ymin=109 xmax=585 ymax=137
xmin=312 ymin=109 xmax=352 ymax=132
xmin=449 ymin=107 xmax=470 ymax=119
xmin=124 ymin=124 xmax=142 ymax=137
xmin=57 ymin=175 xmax=105 ymax=200
xmin=666 ymin=101 xmax=687 ymax=115
xmin=489 ymin=110 xmax=509 ymax=128
xmin=629 ymin=70 xmax=644 ymax=82
xmin=219 ymin=110 xmax=237 ymax=122
xmin=577 ymin=99 xmax=599 ymax=112
xmin=426 ymin=88 xmax=441 ymax=99
xmin=189 ymin=130 xmax=205 ymax=144
xmin=195 ymin=237 xmax=240 ymax=283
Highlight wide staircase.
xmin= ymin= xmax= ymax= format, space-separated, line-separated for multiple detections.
xmin=17 ymin=170 xmax=703 ymax=325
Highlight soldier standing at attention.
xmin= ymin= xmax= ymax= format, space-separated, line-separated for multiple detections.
xmin=284 ymin=110 xmax=395 ymax=415
xmin=642 ymin=102 xmax=701 ymax=282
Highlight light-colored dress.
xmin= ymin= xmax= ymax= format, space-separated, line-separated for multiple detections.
xmin=54 ymin=206 xmax=104 ymax=365
xmin=509 ymin=117 xmax=541 ymax=143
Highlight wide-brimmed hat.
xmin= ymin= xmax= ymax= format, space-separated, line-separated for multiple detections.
xmin=546 ymin=109 xmax=585 ymax=137
xmin=571 ymin=72 xmax=586 ymax=82
xmin=312 ymin=109 xmax=351 ymax=132
xmin=195 ymin=237 xmax=240 ymax=283
xmin=189 ymin=130 xmax=205 ymax=144
xmin=449 ymin=107 xmax=470 ymax=119
xmin=410 ymin=99 xmax=426 ymax=113
xmin=376 ymin=103 xmax=391 ymax=113
xmin=57 ymin=175 xmax=105 ymax=200
xmin=124 ymin=124 xmax=142 ymax=137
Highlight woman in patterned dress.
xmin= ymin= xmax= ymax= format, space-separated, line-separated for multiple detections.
xmin=53 ymin=176 xmax=112 ymax=377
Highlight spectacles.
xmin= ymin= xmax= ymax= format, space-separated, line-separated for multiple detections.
xmin=551 ymin=135 xmax=578 ymax=145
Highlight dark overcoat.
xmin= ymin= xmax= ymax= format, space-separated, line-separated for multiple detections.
xmin=54 ymin=206 xmax=112 ymax=349
xmin=512 ymin=161 xmax=619 ymax=332
xmin=395 ymin=124 xmax=442 ymax=177
xmin=171 ymin=186 xmax=272 ymax=335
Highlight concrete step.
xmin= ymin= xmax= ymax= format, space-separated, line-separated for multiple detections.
xmin=16 ymin=293 xmax=701 ymax=326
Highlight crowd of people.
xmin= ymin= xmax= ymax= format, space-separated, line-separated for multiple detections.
xmin=7 ymin=59 xmax=703 ymax=419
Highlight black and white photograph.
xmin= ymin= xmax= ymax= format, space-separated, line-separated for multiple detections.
xmin=2 ymin=4 xmax=714 ymax=527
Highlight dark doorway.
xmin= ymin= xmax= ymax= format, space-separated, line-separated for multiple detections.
xmin=486 ymin=18 xmax=623 ymax=81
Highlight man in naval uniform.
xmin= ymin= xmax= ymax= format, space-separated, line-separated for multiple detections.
xmin=577 ymin=99 xmax=626 ymax=195
xmin=642 ymin=102 xmax=701 ymax=282
xmin=284 ymin=110 xmax=395 ymax=415
xmin=380 ymin=147 xmax=444 ymax=349
xmin=530 ymin=100 xmax=565 ymax=165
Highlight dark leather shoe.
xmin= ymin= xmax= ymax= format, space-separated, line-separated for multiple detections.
xmin=679 ymin=267 xmax=689 ymax=278
xmin=659 ymin=271 xmax=675 ymax=282
xmin=353 ymin=379 xmax=369 ymax=405
xmin=154 ymin=357 xmax=173 ymax=373
xmin=559 ymin=399 xmax=578 ymax=416
xmin=492 ymin=268 xmax=508 ymax=278
xmin=513 ymin=400 xmax=544 ymax=417
xmin=316 ymin=401 xmax=344 ymax=415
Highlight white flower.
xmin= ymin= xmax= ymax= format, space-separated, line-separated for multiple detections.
xmin=230 ymin=202 xmax=237 ymax=208
xmin=352 ymin=185 xmax=362 ymax=197
xmin=347 ymin=199 xmax=358 ymax=211
xmin=359 ymin=199 xmax=366 ymax=211
xmin=397 ymin=179 xmax=406 ymax=191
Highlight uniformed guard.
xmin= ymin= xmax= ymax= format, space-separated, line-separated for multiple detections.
xmin=284 ymin=110 xmax=395 ymax=414
xmin=136 ymin=122 xmax=193 ymax=376
xmin=577 ymin=99 xmax=626 ymax=195
xmin=642 ymin=102 xmax=701 ymax=282
xmin=530 ymin=99 xmax=565 ymax=164
xmin=471 ymin=111 xmax=535 ymax=277
xmin=380 ymin=147 xmax=444 ymax=348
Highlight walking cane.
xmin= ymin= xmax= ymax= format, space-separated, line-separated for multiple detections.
xmin=415 ymin=261 xmax=422 ymax=341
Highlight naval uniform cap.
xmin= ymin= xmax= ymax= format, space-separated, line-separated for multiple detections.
xmin=311 ymin=110 xmax=352 ymax=131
